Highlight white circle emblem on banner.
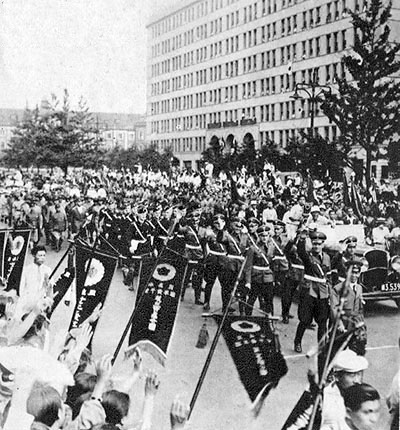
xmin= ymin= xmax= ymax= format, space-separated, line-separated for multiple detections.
xmin=153 ymin=264 xmax=176 ymax=282
xmin=11 ymin=236 xmax=25 ymax=256
xmin=85 ymin=258 xmax=105 ymax=287
xmin=231 ymin=321 xmax=261 ymax=333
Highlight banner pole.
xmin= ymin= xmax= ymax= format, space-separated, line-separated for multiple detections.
xmin=188 ymin=252 xmax=250 ymax=420
xmin=306 ymin=268 xmax=353 ymax=430
xmin=49 ymin=242 xmax=74 ymax=280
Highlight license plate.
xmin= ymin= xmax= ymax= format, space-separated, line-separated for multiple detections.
xmin=381 ymin=283 xmax=400 ymax=292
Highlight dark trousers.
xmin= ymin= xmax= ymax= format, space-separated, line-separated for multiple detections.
xmin=219 ymin=268 xmax=238 ymax=311
xmin=246 ymin=281 xmax=274 ymax=315
xmin=181 ymin=262 xmax=203 ymax=301
xmin=281 ymin=278 xmax=300 ymax=318
xmin=203 ymin=261 xmax=219 ymax=305
xmin=294 ymin=292 xmax=330 ymax=345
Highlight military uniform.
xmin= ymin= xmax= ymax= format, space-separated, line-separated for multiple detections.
xmin=203 ymin=214 xmax=227 ymax=310
xmin=180 ymin=206 xmax=207 ymax=304
xmin=294 ymin=231 xmax=331 ymax=353
xmin=217 ymin=217 xmax=250 ymax=312
xmin=331 ymin=236 xmax=358 ymax=286
xmin=246 ymin=225 xmax=275 ymax=315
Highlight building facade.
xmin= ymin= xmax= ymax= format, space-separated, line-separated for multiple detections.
xmin=0 ymin=109 xmax=146 ymax=155
xmin=146 ymin=0 xmax=399 ymax=176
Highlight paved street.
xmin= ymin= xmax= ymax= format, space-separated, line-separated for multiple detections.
xmin=43 ymin=243 xmax=399 ymax=430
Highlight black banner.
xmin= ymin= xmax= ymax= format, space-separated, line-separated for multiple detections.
xmin=0 ymin=231 xmax=7 ymax=281
xmin=127 ymin=247 xmax=187 ymax=366
xmin=50 ymin=267 xmax=75 ymax=315
xmin=69 ymin=245 xmax=117 ymax=331
xmin=214 ymin=315 xmax=288 ymax=414
xmin=3 ymin=230 xmax=31 ymax=293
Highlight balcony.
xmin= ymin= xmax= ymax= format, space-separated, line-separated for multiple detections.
xmin=207 ymin=122 xmax=222 ymax=129
xmin=222 ymin=120 xmax=239 ymax=128
xmin=240 ymin=118 xmax=257 ymax=126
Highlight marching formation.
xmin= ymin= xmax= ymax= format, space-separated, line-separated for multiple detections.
xmin=0 ymin=165 xmax=397 ymax=429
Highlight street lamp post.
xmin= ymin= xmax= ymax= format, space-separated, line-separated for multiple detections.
xmin=290 ymin=68 xmax=332 ymax=138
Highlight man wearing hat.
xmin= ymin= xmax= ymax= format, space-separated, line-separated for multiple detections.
xmin=305 ymin=205 xmax=331 ymax=228
xmin=180 ymin=203 xmax=207 ymax=305
xmin=245 ymin=224 xmax=275 ymax=316
xmin=271 ymin=220 xmax=289 ymax=317
xmin=203 ymin=213 xmax=228 ymax=311
xmin=294 ymin=229 xmax=332 ymax=353
xmin=217 ymin=215 xmax=250 ymax=313
xmin=372 ymin=217 xmax=390 ymax=250
xmin=285 ymin=195 xmax=306 ymax=240
xmin=321 ymin=349 xmax=369 ymax=430
xmin=330 ymin=259 xmax=365 ymax=333
xmin=247 ymin=217 xmax=260 ymax=243
xmin=331 ymin=236 xmax=358 ymax=285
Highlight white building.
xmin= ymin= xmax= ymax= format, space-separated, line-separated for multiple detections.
xmin=146 ymin=0 xmax=399 ymax=177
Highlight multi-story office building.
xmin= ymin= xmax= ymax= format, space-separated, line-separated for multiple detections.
xmin=146 ymin=0 xmax=399 ymax=178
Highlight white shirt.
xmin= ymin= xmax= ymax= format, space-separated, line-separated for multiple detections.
xmin=19 ymin=262 xmax=52 ymax=313
xmin=321 ymin=382 xmax=347 ymax=430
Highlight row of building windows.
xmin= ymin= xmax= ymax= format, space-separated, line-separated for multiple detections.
xmin=151 ymin=125 xmax=339 ymax=155
xmin=150 ymin=92 xmax=337 ymax=134
xmin=150 ymin=24 xmax=350 ymax=95
xmin=151 ymin=16 xmax=351 ymax=78
xmin=151 ymin=62 xmax=344 ymax=117
xmin=150 ymin=0 xmax=365 ymax=60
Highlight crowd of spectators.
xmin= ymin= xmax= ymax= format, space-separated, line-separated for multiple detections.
xmin=0 ymin=163 xmax=397 ymax=429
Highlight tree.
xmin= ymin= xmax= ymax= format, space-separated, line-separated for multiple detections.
xmin=286 ymin=133 xmax=347 ymax=180
xmin=320 ymin=0 xmax=400 ymax=190
xmin=103 ymin=144 xmax=176 ymax=172
xmin=387 ymin=140 xmax=400 ymax=178
xmin=3 ymin=90 xmax=104 ymax=174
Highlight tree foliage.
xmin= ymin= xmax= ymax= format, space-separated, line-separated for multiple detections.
xmin=3 ymin=90 xmax=104 ymax=173
xmin=320 ymin=0 xmax=400 ymax=189
xmin=202 ymin=136 xmax=293 ymax=175
xmin=286 ymin=133 xmax=347 ymax=181
xmin=103 ymin=144 xmax=177 ymax=171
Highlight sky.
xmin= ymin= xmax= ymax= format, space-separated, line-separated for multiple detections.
xmin=0 ymin=0 xmax=180 ymax=114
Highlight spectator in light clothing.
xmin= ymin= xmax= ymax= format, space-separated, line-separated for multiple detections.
xmin=262 ymin=199 xmax=278 ymax=224
xmin=18 ymin=246 xmax=53 ymax=316
xmin=321 ymin=349 xmax=369 ymax=430
xmin=372 ymin=218 xmax=390 ymax=250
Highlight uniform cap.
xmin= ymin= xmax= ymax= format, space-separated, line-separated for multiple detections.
xmin=257 ymin=225 xmax=271 ymax=234
xmin=344 ymin=258 xmax=363 ymax=271
xmin=230 ymin=216 xmax=242 ymax=225
xmin=376 ymin=217 xmax=386 ymax=224
xmin=213 ymin=213 xmax=226 ymax=222
xmin=309 ymin=231 xmax=327 ymax=242
xmin=247 ymin=217 xmax=260 ymax=226
xmin=343 ymin=235 xmax=358 ymax=245
xmin=274 ymin=220 xmax=286 ymax=228
xmin=333 ymin=349 xmax=368 ymax=373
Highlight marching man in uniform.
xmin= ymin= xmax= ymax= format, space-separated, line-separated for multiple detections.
xmin=294 ymin=230 xmax=331 ymax=353
xmin=246 ymin=224 xmax=275 ymax=316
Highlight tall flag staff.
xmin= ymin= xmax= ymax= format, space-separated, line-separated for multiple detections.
xmin=188 ymin=251 xmax=250 ymax=420
xmin=49 ymin=242 xmax=75 ymax=281
xmin=306 ymin=264 xmax=361 ymax=430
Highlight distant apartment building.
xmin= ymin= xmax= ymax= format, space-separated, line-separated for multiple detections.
xmin=146 ymin=0 xmax=399 ymax=177
xmin=93 ymin=113 xmax=147 ymax=150
xmin=0 ymin=108 xmax=146 ymax=155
